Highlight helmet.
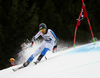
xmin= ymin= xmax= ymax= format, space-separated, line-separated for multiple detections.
xmin=9 ymin=58 xmax=15 ymax=62
xmin=39 ymin=23 xmax=47 ymax=30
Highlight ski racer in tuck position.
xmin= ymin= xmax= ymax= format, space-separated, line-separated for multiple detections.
xmin=23 ymin=23 xmax=57 ymax=67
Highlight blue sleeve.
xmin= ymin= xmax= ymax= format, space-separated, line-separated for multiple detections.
xmin=50 ymin=30 xmax=57 ymax=40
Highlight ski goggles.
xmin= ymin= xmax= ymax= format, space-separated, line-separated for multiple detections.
xmin=40 ymin=28 xmax=46 ymax=32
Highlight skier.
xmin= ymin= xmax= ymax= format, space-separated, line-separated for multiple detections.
xmin=23 ymin=23 xmax=57 ymax=67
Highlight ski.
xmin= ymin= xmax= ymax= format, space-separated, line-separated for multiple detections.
xmin=12 ymin=66 xmax=24 ymax=72
xmin=12 ymin=62 xmax=37 ymax=72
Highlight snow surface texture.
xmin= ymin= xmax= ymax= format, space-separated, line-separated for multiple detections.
xmin=0 ymin=41 xmax=100 ymax=78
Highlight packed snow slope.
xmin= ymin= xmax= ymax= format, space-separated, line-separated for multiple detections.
xmin=0 ymin=41 xmax=100 ymax=78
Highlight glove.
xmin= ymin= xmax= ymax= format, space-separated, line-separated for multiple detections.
xmin=31 ymin=41 xmax=34 ymax=45
xmin=26 ymin=41 xmax=34 ymax=47
xmin=29 ymin=36 xmax=35 ymax=47
xmin=52 ymin=45 xmax=57 ymax=53
xmin=28 ymin=41 xmax=33 ymax=47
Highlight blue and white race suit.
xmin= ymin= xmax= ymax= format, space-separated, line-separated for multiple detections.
xmin=28 ymin=29 xmax=57 ymax=62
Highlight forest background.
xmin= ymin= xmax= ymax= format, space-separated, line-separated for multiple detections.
xmin=0 ymin=0 xmax=100 ymax=70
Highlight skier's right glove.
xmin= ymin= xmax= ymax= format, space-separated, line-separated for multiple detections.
xmin=31 ymin=41 xmax=34 ymax=45
xmin=30 ymin=41 xmax=33 ymax=47
xmin=30 ymin=36 xmax=35 ymax=47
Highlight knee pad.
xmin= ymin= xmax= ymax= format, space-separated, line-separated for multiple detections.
xmin=28 ymin=55 xmax=34 ymax=62
xmin=41 ymin=48 xmax=50 ymax=55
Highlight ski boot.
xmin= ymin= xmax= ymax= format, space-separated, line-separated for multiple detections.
xmin=34 ymin=54 xmax=44 ymax=65
xmin=23 ymin=60 xmax=30 ymax=67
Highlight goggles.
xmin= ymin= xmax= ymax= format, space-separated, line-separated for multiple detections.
xmin=40 ymin=28 xmax=46 ymax=32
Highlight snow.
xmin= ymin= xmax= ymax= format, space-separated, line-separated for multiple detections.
xmin=0 ymin=41 xmax=100 ymax=78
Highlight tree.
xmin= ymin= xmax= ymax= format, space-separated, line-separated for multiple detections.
xmin=0 ymin=0 xmax=39 ymax=69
